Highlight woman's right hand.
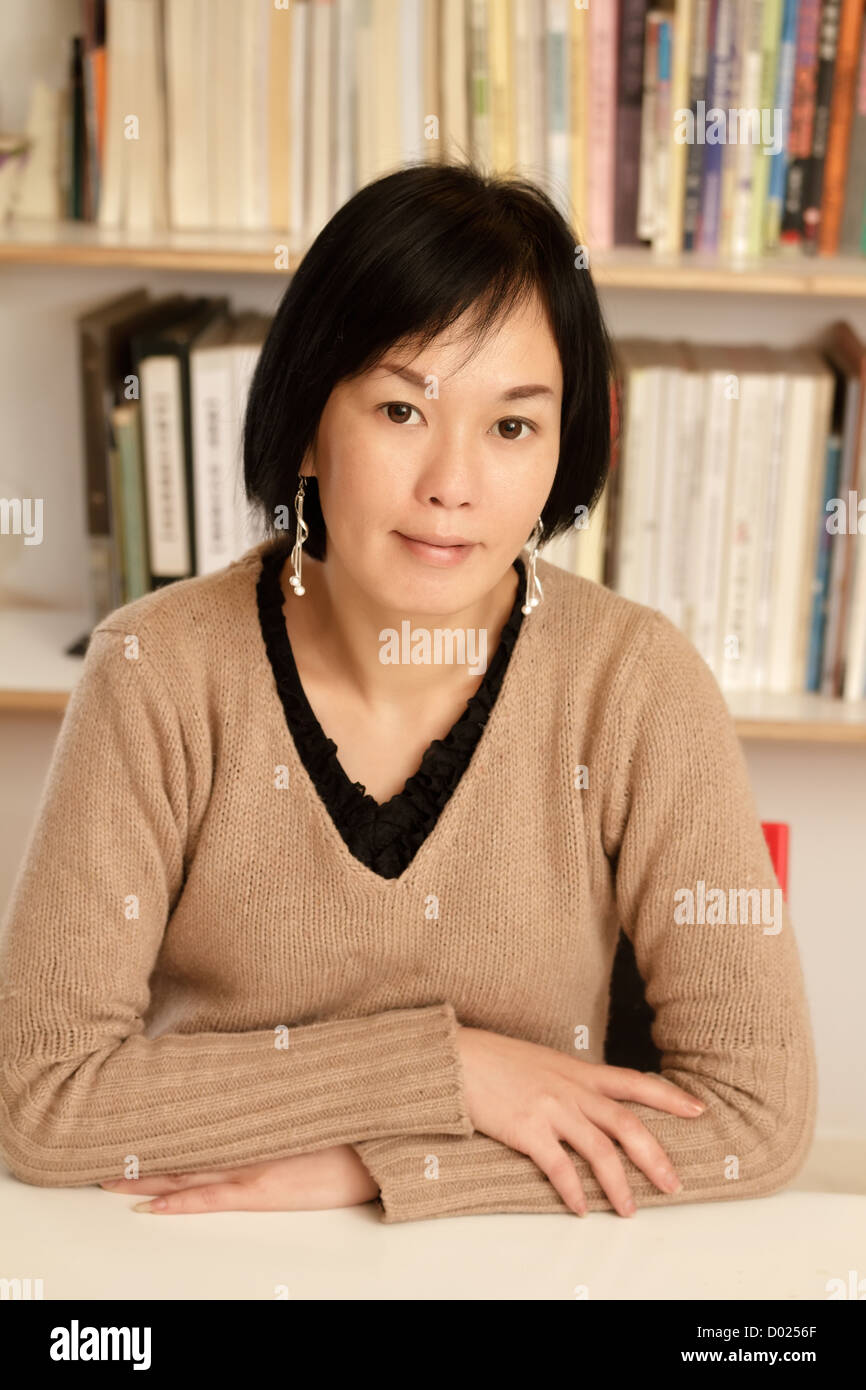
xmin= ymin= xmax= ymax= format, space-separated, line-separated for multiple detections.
xmin=455 ymin=1025 xmax=707 ymax=1217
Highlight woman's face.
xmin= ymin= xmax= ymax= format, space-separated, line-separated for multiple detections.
xmin=301 ymin=291 xmax=563 ymax=615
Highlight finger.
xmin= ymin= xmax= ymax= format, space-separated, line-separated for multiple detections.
xmin=578 ymin=1092 xmax=684 ymax=1197
xmin=589 ymin=1066 xmax=707 ymax=1116
xmin=101 ymin=1170 xmax=239 ymax=1195
xmin=555 ymin=1111 xmax=638 ymax=1217
xmin=132 ymin=1181 xmax=257 ymax=1214
xmin=522 ymin=1136 xmax=588 ymax=1216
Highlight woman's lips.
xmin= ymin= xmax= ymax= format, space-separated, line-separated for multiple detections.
xmin=395 ymin=532 xmax=477 ymax=567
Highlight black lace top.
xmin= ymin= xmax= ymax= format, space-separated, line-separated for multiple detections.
xmin=257 ymin=541 xmax=527 ymax=880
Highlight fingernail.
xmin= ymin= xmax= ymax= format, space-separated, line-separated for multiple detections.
xmin=688 ymin=1102 xmax=705 ymax=1114
xmin=623 ymin=1197 xmax=636 ymax=1216
xmin=661 ymin=1171 xmax=682 ymax=1193
xmin=133 ymin=1199 xmax=166 ymax=1213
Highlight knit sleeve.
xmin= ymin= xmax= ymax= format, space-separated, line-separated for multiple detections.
xmin=351 ymin=608 xmax=818 ymax=1223
xmin=0 ymin=626 xmax=472 ymax=1188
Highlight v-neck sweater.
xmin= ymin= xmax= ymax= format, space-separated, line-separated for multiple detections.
xmin=256 ymin=540 xmax=526 ymax=879
xmin=0 ymin=537 xmax=817 ymax=1223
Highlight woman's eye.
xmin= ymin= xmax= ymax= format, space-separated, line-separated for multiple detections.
xmin=494 ymin=418 xmax=534 ymax=441
xmin=378 ymin=404 xmax=534 ymax=439
xmin=380 ymin=402 xmax=422 ymax=424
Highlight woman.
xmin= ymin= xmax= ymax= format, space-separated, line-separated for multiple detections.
xmin=0 ymin=163 xmax=816 ymax=1223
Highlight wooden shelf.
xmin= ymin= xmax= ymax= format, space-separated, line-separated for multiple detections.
xmin=725 ymin=690 xmax=866 ymax=745
xmin=590 ymin=245 xmax=866 ymax=297
xmin=0 ymin=606 xmax=92 ymax=713
xmin=2 ymin=604 xmax=866 ymax=739
xmin=2 ymin=219 xmax=866 ymax=294
xmin=0 ymin=219 xmax=304 ymax=274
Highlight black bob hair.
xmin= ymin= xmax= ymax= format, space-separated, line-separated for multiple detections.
xmin=243 ymin=160 xmax=619 ymax=562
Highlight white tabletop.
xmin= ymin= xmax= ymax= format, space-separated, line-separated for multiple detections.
xmin=1 ymin=1162 xmax=863 ymax=1300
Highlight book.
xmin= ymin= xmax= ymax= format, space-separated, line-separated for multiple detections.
xmin=821 ymin=321 xmax=866 ymax=695
xmin=801 ymin=0 xmax=843 ymax=253
xmin=818 ymin=0 xmax=864 ymax=254
xmin=77 ymin=290 xmax=192 ymax=622
xmin=130 ymin=298 xmax=230 ymax=584
xmin=780 ymin=0 xmax=822 ymax=248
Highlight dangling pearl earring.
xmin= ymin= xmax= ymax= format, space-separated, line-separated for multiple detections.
xmin=521 ymin=516 xmax=544 ymax=615
xmin=288 ymin=476 xmax=309 ymax=597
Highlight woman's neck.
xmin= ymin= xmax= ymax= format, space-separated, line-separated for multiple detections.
xmin=278 ymin=545 xmax=520 ymax=711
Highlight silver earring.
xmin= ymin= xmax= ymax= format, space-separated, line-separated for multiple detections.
xmin=521 ymin=516 xmax=544 ymax=615
xmin=288 ymin=477 xmax=309 ymax=596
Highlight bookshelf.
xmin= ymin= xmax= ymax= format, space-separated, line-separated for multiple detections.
xmin=2 ymin=222 xmax=866 ymax=737
xmin=2 ymin=1 xmax=866 ymax=740
xmin=2 ymin=219 xmax=866 ymax=296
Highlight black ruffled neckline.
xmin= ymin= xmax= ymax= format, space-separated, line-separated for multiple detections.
xmin=257 ymin=540 xmax=526 ymax=879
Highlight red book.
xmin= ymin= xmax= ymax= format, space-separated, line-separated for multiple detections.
xmin=761 ymin=822 xmax=790 ymax=899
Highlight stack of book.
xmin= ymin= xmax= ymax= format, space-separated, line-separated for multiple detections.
xmin=545 ymin=320 xmax=866 ymax=700
xmin=9 ymin=0 xmax=866 ymax=260
xmin=79 ymin=290 xmax=271 ymax=622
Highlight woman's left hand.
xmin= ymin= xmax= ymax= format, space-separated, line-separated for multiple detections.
xmin=98 ymin=1144 xmax=380 ymax=1214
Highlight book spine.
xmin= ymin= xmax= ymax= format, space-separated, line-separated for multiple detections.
xmin=192 ymin=350 xmax=237 ymax=575
xmin=134 ymin=346 xmax=193 ymax=583
xmin=636 ymin=11 xmax=661 ymax=241
xmin=820 ymin=371 xmax=859 ymax=695
xmin=699 ymin=0 xmax=735 ymax=253
xmin=720 ymin=371 xmax=772 ymax=691
xmin=656 ymin=361 xmax=688 ymax=628
xmin=801 ymin=0 xmax=844 ymax=252
xmin=818 ymin=0 xmax=864 ymax=254
xmin=795 ymin=370 xmax=837 ymax=690
xmin=568 ymin=0 xmax=590 ymax=240
xmin=469 ymin=0 xmax=491 ymax=169
xmin=652 ymin=17 xmax=673 ymax=253
xmin=729 ymin=0 xmax=766 ymax=261
xmin=839 ymin=19 xmax=866 ymax=252
xmin=718 ymin=0 xmax=745 ymax=259
xmin=489 ymin=0 xmax=513 ymax=174
xmin=603 ymin=374 xmax=624 ymax=589
xmin=614 ymin=0 xmax=649 ymax=247
xmin=613 ymin=363 xmax=647 ymax=602
xmin=765 ymin=0 xmax=800 ymax=250
xmin=680 ymin=357 xmax=707 ymax=643
xmin=587 ymin=0 xmax=618 ymax=249
xmin=638 ymin=366 xmax=663 ymax=607
xmin=545 ymin=0 xmax=570 ymax=218
xmin=113 ymin=404 xmax=152 ymax=600
xmin=753 ymin=370 xmax=788 ymax=691
xmin=807 ymin=432 xmax=843 ymax=689
xmin=747 ymin=0 xmax=783 ymax=260
xmin=780 ymin=0 xmax=822 ymax=247
xmin=82 ymin=40 xmax=101 ymax=221
xmin=694 ymin=366 xmax=735 ymax=671
xmin=683 ymin=0 xmax=713 ymax=250
xmin=664 ymin=0 xmax=693 ymax=255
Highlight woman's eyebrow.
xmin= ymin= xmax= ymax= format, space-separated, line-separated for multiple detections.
xmin=376 ymin=360 xmax=555 ymax=402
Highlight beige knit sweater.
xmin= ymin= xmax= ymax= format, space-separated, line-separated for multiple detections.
xmin=0 ymin=539 xmax=817 ymax=1222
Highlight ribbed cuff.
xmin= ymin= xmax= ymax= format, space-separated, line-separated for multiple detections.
xmin=353 ymin=1132 xmax=570 ymax=1224
xmin=279 ymin=999 xmax=475 ymax=1143
xmin=0 ymin=1001 xmax=474 ymax=1186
